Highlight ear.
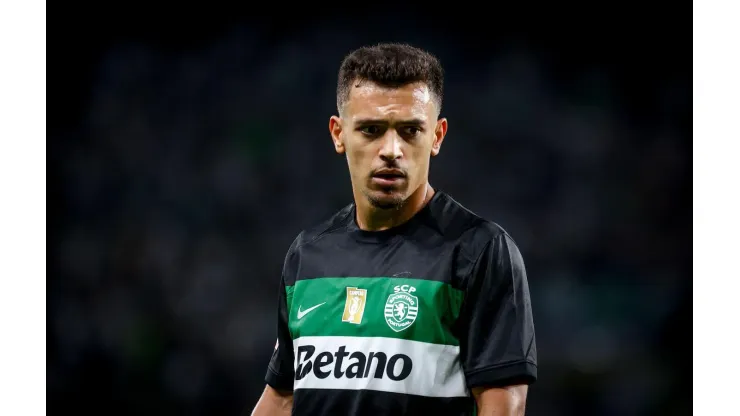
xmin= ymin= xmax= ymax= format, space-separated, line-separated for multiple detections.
xmin=329 ymin=115 xmax=345 ymax=154
xmin=431 ymin=117 xmax=448 ymax=157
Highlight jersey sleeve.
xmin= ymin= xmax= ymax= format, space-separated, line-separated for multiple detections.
xmin=458 ymin=231 xmax=537 ymax=389
xmin=264 ymin=251 xmax=296 ymax=391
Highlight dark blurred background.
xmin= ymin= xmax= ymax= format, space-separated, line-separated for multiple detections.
xmin=48 ymin=12 xmax=691 ymax=416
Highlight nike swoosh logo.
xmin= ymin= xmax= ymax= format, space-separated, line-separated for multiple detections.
xmin=297 ymin=302 xmax=326 ymax=319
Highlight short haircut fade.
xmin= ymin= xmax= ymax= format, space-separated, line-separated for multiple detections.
xmin=336 ymin=42 xmax=444 ymax=115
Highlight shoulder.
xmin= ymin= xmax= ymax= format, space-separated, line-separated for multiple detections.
xmin=286 ymin=202 xmax=354 ymax=255
xmin=428 ymin=192 xmax=514 ymax=259
xmin=279 ymin=203 xmax=354 ymax=285
xmin=432 ymin=193 xmax=526 ymax=292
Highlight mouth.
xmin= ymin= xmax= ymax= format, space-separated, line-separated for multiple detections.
xmin=371 ymin=170 xmax=406 ymax=186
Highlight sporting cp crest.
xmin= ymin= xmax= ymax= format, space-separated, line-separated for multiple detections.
xmin=384 ymin=284 xmax=419 ymax=332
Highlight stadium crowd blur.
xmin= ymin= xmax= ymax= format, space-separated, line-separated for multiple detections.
xmin=49 ymin=21 xmax=690 ymax=416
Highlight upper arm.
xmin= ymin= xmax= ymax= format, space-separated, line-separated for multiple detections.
xmin=457 ymin=230 xmax=538 ymax=389
xmin=264 ymin=278 xmax=295 ymax=390
xmin=472 ymin=384 xmax=528 ymax=416
xmin=255 ymin=240 xmax=302 ymax=415
xmin=264 ymin=241 xmax=299 ymax=391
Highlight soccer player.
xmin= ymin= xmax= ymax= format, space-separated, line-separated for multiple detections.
xmin=251 ymin=43 xmax=537 ymax=416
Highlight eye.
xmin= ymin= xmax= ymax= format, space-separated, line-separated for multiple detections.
xmin=401 ymin=126 xmax=422 ymax=137
xmin=360 ymin=125 xmax=382 ymax=136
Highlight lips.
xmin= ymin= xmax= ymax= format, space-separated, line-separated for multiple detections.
xmin=372 ymin=169 xmax=405 ymax=179
xmin=371 ymin=169 xmax=406 ymax=187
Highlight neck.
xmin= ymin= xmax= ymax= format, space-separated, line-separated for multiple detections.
xmin=355 ymin=182 xmax=434 ymax=231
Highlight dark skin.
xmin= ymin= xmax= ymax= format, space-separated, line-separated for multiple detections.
xmin=250 ymin=80 xmax=529 ymax=415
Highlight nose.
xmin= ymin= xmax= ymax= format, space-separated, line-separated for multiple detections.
xmin=379 ymin=132 xmax=403 ymax=163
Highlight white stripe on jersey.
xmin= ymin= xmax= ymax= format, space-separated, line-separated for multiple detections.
xmin=292 ymin=336 xmax=469 ymax=398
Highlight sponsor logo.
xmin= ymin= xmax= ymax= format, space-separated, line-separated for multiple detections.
xmin=384 ymin=285 xmax=418 ymax=332
xmin=297 ymin=302 xmax=326 ymax=319
xmin=342 ymin=287 xmax=367 ymax=325
xmin=295 ymin=345 xmax=413 ymax=381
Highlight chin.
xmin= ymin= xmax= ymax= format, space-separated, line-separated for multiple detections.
xmin=365 ymin=189 xmax=407 ymax=210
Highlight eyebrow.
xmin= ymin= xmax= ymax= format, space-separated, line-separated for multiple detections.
xmin=353 ymin=118 xmax=427 ymax=126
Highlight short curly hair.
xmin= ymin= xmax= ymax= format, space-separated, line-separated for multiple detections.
xmin=336 ymin=42 xmax=444 ymax=116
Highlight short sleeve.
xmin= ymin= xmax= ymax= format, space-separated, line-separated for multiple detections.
xmin=457 ymin=231 xmax=537 ymax=389
xmin=265 ymin=255 xmax=296 ymax=391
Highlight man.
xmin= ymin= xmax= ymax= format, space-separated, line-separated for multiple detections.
xmin=251 ymin=43 xmax=537 ymax=416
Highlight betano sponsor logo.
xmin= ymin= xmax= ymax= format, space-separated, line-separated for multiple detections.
xmin=295 ymin=345 xmax=412 ymax=381
xmin=292 ymin=336 xmax=469 ymax=397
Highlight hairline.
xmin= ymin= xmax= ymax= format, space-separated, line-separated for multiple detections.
xmin=337 ymin=78 xmax=442 ymax=119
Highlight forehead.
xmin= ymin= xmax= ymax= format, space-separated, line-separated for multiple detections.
xmin=345 ymin=81 xmax=435 ymax=122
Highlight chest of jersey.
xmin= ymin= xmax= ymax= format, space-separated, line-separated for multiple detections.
xmin=285 ymin=275 xmax=468 ymax=398
xmin=287 ymin=276 xmax=463 ymax=344
xmin=284 ymin=234 xmax=473 ymax=397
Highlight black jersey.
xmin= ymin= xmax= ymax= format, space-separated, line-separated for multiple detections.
xmin=265 ymin=191 xmax=537 ymax=415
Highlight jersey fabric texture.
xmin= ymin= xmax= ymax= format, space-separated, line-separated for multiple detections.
xmin=265 ymin=191 xmax=537 ymax=415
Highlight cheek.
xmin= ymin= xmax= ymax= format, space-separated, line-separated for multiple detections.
xmin=405 ymin=144 xmax=432 ymax=177
xmin=345 ymin=146 xmax=372 ymax=174
xmin=406 ymin=143 xmax=429 ymax=164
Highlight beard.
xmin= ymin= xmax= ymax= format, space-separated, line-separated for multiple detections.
xmin=363 ymin=187 xmax=408 ymax=210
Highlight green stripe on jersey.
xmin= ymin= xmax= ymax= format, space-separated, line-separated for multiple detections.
xmin=287 ymin=277 xmax=464 ymax=346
